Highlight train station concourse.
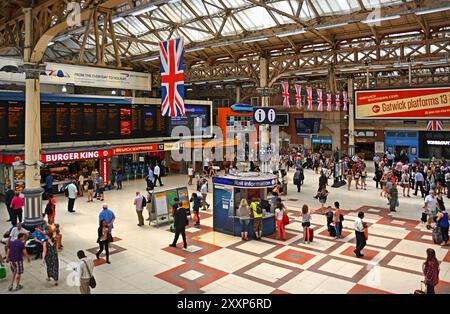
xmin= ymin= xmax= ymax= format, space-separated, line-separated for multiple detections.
xmin=0 ymin=0 xmax=449 ymax=299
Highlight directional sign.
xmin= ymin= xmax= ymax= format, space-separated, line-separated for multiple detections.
xmin=253 ymin=107 xmax=278 ymax=125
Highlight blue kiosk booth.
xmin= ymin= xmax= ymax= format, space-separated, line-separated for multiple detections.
xmin=212 ymin=172 xmax=277 ymax=238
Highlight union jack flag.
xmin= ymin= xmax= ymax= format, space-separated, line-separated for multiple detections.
xmin=295 ymin=84 xmax=302 ymax=110
xmin=427 ymin=120 xmax=444 ymax=131
xmin=317 ymin=89 xmax=323 ymax=111
xmin=343 ymin=91 xmax=348 ymax=111
xmin=281 ymin=81 xmax=290 ymax=107
xmin=335 ymin=93 xmax=341 ymax=111
xmin=159 ymin=38 xmax=185 ymax=117
xmin=306 ymin=86 xmax=313 ymax=111
xmin=326 ymin=93 xmax=332 ymax=112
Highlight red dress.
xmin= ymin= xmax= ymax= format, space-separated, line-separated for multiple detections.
xmin=423 ymin=260 xmax=440 ymax=287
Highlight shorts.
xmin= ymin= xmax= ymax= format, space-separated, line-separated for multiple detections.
xmin=240 ymin=219 xmax=249 ymax=227
xmin=10 ymin=261 xmax=24 ymax=275
xmin=253 ymin=217 xmax=262 ymax=233
xmin=302 ymin=222 xmax=311 ymax=227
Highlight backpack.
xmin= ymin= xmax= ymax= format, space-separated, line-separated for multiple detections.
xmin=45 ymin=203 xmax=53 ymax=215
xmin=339 ymin=214 xmax=344 ymax=222
xmin=141 ymin=196 xmax=147 ymax=207
xmin=256 ymin=203 xmax=263 ymax=215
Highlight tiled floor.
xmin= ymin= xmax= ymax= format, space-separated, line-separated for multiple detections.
xmin=0 ymin=167 xmax=449 ymax=294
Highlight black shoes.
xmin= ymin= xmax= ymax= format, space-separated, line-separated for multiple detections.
xmin=353 ymin=249 xmax=364 ymax=258
xmin=169 ymin=244 xmax=176 ymax=248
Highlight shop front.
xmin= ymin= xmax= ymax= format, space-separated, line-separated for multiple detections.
xmin=354 ymin=130 xmax=385 ymax=160
xmin=384 ymin=130 xmax=419 ymax=162
xmin=311 ymin=137 xmax=332 ymax=153
xmin=419 ymin=131 xmax=450 ymax=159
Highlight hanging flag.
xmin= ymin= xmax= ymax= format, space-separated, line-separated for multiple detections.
xmin=317 ymin=89 xmax=323 ymax=111
xmin=306 ymin=86 xmax=313 ymax=111
xmin=427 ymin=120 xmax=444 ymax=131
xmin=281 ymin=81 xmax=290 ymax=107
xmin=159 ymin=38 xmax=185 ymax=117
xmin=295 ymin=84 xmax=302 ymax=110
xmin=343 ymin=91 xmax=348 ymax=111
xmin=335 ymin=93 xmax=341 ymax=111
xmin=326 ymin=93 xmax=332 ymax=112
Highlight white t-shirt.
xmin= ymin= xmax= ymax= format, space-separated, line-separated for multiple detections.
xmin=154 ymin=165 xmax=160 ymax=176
xmin=275 ymin=208 xmax=285 ymax=221
xmin=67 ymin=183 xmax=78 ymax=199
xmin=188 ymin=168 xmax=194 ymax=176
xmin=424 ymin=195 xmax=437 ymax=214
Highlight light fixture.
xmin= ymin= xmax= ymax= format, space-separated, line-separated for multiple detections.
xmin=241 ymin=37 xmax=268 ymax=44
xmin=131 ymin=5 xmax=157 ymax=16
xmin=276 ymin=29 xmax=306 ymax=38
xmin=339 ymin=67 xmax=361 ymax=71
xmin=211 ymin=42 xmax=231 ymax=48
xmin=48 ymin=41 xmax=55 ymax=46
xmin=186 ymin=47 xmax=205 ymax=53
xmin=422 ymin=59 xmax=449 ymax=65
xmin=111 ymin=90 xmax=117 ymax=95
xmin=61 ymin=85 xmax=67 ymax=92
xmin=143 ymin=56 xmax=159 ymax=61
xmin=315 ymin=22 xmax=349 ymax=30
xmin=168 ymin=0 xmax=180 ymax=3
xmin=295 ymin=71 xmax=313 ymax=75
xmin=362 ymin=15 xmax=401 ymax=24
xmin=112 ymin=16 xmax=124 ymax=24
xmin=223 ymin=78 xmax=237 ymax=82
xmin=415 ymin=5 xmax=450 ymax=16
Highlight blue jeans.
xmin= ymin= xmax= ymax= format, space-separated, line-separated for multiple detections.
xmin=335 ymin=223 xmax=341 ymax=238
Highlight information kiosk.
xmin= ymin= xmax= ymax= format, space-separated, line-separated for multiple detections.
xmin=212 ymin=172 xmax=277 ymax=238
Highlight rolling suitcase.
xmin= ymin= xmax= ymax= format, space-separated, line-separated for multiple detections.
xmin=414 ymin=282 xmax=426 ymax=294
xmin=328 ymin=225 xmax=336 ymax=237
xmin=432 ymin=226 xmax=443 ymax=244
xmin=308 ymin=228 xmax=314 ymax=242
xmin=421 ymin=212 xmax=427 ymax=223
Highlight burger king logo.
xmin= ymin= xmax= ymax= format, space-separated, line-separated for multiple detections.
xmin=372 ymin=105 xmax=380 ymax=113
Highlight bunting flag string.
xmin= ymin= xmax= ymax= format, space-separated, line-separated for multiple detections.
xmin=306 ymin=86 xmax=313 ymax=111
xmin=281 ymin=81 xmax=290 ymax=108
xmin=295 ymin=84 xmax=302 ymax=110
xmin=335 ymin=93 xmax=341 ymax=111
xmin=317 ymin=89 xmax=323 ymax=111
xmin=326 ymin=93 xmax=332 ymax=112
xmin=343 ymin=91 xmax=348 ymax=111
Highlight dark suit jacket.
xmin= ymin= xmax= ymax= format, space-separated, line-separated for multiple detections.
xmin=173 ymin=205 xmax=187 ymax=230
xmin=5 ymin=189 xmax=14 ymax=207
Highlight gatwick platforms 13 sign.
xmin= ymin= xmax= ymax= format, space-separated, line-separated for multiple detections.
xmin=355 ymin=86 xmax=450 ymax=119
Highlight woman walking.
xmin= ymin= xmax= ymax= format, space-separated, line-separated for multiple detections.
xmin=275 ymin=200 xmax=287 ymax=240
xmin=317 ymin=186 xmax=329 ymax=211
xmin=86 ymin=176 xmax=94 ymax=202
xmin=301 ymin=204 xmax=312 ymax=244
xmin=401 ymin=170 xmax=411 ymax=197
xmin=237 ymin=199 xmax=251 ymax=241
xmin=437 ymin=206 xmax=449 ymax=246
xmin=42 ymin=231 xmax=59 ymax=286
xmin=422 ymin=248 xmax=440 ymax=294
xmin=96 ymin=220 xmax=111 ymax=264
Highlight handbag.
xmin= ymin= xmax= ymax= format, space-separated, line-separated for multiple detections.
xmin=364 ymin=227 xmax=369 ymax=240
xmin=282 ymin=213 xmax=290 ymax=226
xmin=83 ymin=260 xmax=96 ymax=289
xmin=193 ymin=212 xmax=199 ymax=223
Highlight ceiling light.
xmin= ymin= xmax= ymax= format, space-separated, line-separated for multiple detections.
xmin=168 ymin=0 xmax=180 ymax=3
xmin=415 ymin=5 xmax=450 ymax=16
xmin=186 ymin=47 xmax=205 ymax=53
xmin=131 ymin=5 xmax=157 ymax=16
xmin=111 ymin=90 xmax=117 ymax=95
xmin=362 ymin=15 xmax=401 ymax=24
xmin=241 ymin=37 xmax=268 ymax=44
xmin=276 ymin=29 xmax=306 ymax=38
xmin=315 ymin=22 xmax=349 ymax=30
xmin=295 ymin=71 xmax=313 ymax=75
xmin=143 ymin=56 xmax=159 ymax=61
xmin=211 ymin=42 xmax=231 ymax=48
xmin=223 ymin=78 xmax=237 ymax=82
xmin=422 ymin=60 xmax=449 ymax=65
xmin=61 ymin=85 xmax=67 ymax=93
xmin=48 ymin=41 xmax=55 ymax=46
xmin=112 ymin=16 xmax=124 ymax=24
xmin=339 ymin=67 xmax=361 ymax=71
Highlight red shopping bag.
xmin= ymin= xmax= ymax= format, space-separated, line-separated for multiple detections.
xmin=193 ymin=212 xmax=199 ymax=223
xmin=282 ymin=213 xmax=290 ymax=226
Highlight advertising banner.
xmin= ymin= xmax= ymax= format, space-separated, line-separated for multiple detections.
xmin=213 ymin=184 xmax=234 ymax=233
xmin=0 ymin=57 xmax=151 ymax=91
xmin=41 ymin=149 xmax=112 ymax=162
xmin=355 ymin=86 xmax=450 ymax=119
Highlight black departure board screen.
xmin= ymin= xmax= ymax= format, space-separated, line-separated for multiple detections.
xmin=83 ymin=104 xmax=95 ymax=138
xmin=7 ymin=101 xmax=24 ymax=141
xmin=41 ymin=102 xmax=55 ymax=141
xmin=95 ymin=104 xmax=108 ymax=136
xmin=0 ymin=103 xmax=7 ymax=141
xmin=69 ymin=103 xmax=83 ymax=137
xmin=0 ymin=93 xmax=212 ymax=144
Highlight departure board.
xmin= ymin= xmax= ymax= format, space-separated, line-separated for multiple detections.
xmin=167 ymin=105 xmax=210 ymax=136
xmin=107 ymin=103 xmax=120 ymax=137
xmin=7 ymin=101 xmax=24 ymax=140
xmin=120 ymin=108 xmax=131 ymax=136
xmin=156 ymin=112 xmax=167 ymax=135
xmin=131 ymin=105 xmax=142 ymax=137
xmin=95 ymin=104 xmax=108 ymax=136
xmin=41 ymin=102 xmax=55 ymax=141
xmin=0 ymin=103 xmax=7 ymax=141
xmin=83 ymin=104 xmax=95 ymax=138
xmin=69 ymin=103 xmax=83 ymax=137
xmin=55 ymin=103 xmax=69 ymax=137
xmin=142 ymin=105 xmax=156 ymax=135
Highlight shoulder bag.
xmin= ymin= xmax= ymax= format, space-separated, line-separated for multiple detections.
xmin=83 ymin=260 xmax=96 ymax=289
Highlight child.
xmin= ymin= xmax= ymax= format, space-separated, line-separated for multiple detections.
xmin=302 ymin=204 xmax=312 ymax=244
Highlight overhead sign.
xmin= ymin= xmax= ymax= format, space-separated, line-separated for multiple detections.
xmin=427 ymin=140 xmax=450 ymax=146
xmin=0 ymin=57 xmax=151 ymax=91
xmin=253 ymin=107 xmax=277 ymax=124
xmin=41 ymin=150 xmax=112 ymax=163
xmin=113 ymin=144 xmax=164 ymax=155
xmin=355 ymin=86 xmax=450 ymax=119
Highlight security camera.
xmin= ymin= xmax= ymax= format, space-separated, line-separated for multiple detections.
xmin=344 ymin=115 xmax=349 ymax=120
xmin=36 ymin=161 xmax=44 ymax=167
xmin=12 ymin=160 xmax=24 ymax=167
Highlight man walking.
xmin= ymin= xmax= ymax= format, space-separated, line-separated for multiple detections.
xmin=4 ymin=184 xmax=14 ymax=223
xmin=134 ymin=192 xmax=145 ymax=227
xmin=6 ymin=233 xmax=30 ymax=291
xmin=146 ymin=167 xmax=154 ymax=190
xmin=99 ymin=203 xmax=116 ymax=239
xmin=76 ymin=250 xmax=94 ymax=294
xmin=66 ymin=180 xmax=78 ymax=213
xmin=414 ymin=170 xmax=425 ymax=198
xmin=169 ymin=198 xmax=188 ymax=249
xmin=153 ymin=163 xmax=163 ymax=187
xmin=200 ymin=180 xmax=210 ymax=211
xmin=354 ymin=212 xmax=367 ymax=258
xmin=190 ymin=193 xmax=201 ymax=226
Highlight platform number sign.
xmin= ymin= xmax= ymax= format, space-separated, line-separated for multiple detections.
xmin=253 ymin=107 xmax=277 ymax=125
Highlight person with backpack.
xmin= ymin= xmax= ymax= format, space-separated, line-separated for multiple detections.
xmin=437 ymin=206 xmax=449 ymax=246
xmin=190 ymin=193 xmax=202 ymax=227
xmin=134 ymin=192 xmax=145 ymax=227
xmin=250 ymin=197 xmax=263 ymax=240
xmin=293 ymin=167 xmax=304 ymax=192
xmin=325 ymin=206 xmax=336 ymax=237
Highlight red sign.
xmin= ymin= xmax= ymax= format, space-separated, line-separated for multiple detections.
xmin=355 ymin=86 xmax=450 ymax=119
xmin=0 ymin=155 xmax=24 ymax=164
xmin=113 ymin=144 xmax=163 ymax=155
xmin=100 ymin=157 xmax=109 ymax=183
xmin=41 ymin=150 xmax=112 ymax=163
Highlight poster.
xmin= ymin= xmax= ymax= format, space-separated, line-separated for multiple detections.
xmin=213 ymin=184 xmax=234 ymax=233
xmin=153 ymin=192 xmax=169 ymax=216
xmin=375 ymin=141 xmax=384 ymax=153
xmin=166 ymin=189 xmax=179 ymax=215
xmin=177 ymin=187 xmax=190 ymax=210
xmin=355 ymin=86 xmax=450 ymax=119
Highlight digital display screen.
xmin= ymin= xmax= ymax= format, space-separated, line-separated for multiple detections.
xmin=167 ymin=105 xmax=210 ymax=136
xmin=69 ymin=103 xmax=82 ymax=137
xmin=0 ymin=103 xmax=7 ymax=141
xmin=95 ymin=104 xmax=108 ymax=136
xmin=83 ymin=104 xmax=95 ymax=138
xmin=295 ymin=118 xmax=321 ymax=134
xmin=55 ymin=103 xmax=69 ymax=137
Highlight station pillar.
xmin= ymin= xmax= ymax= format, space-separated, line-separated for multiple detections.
xmin=348 ymin=77 xmax=355 ymax=157
xmin=259 ymin=57 xmax=272 ymax=173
